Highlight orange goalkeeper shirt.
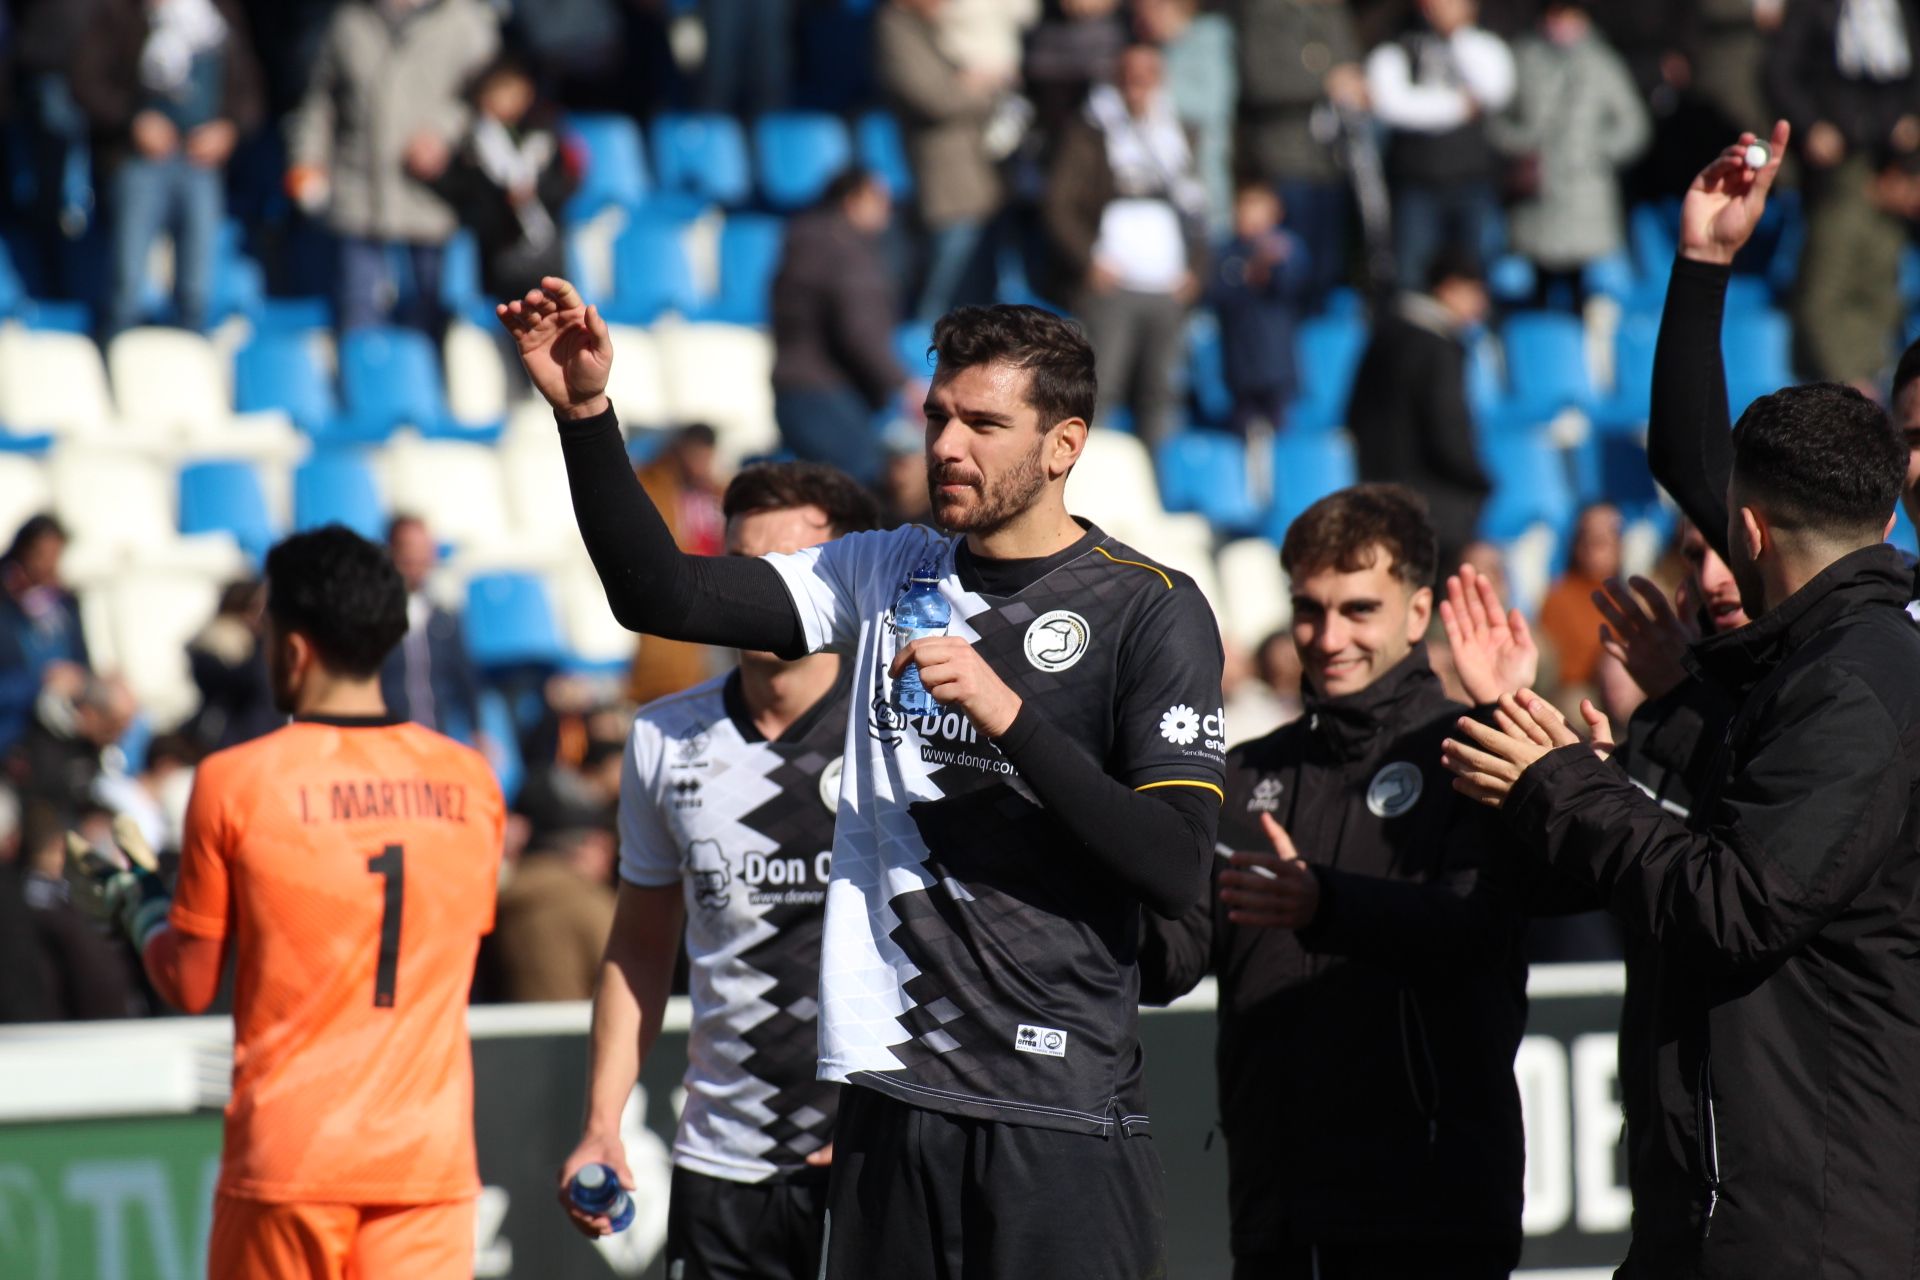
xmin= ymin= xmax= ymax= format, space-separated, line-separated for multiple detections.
xmin=169 ymin=715 xmax=505 ymax=1204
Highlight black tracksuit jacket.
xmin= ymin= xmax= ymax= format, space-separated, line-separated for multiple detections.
xmin=1503 ymin=545 xmax=1920 ymax=1278
xmin=1139 ymin=649 xmax=1527 ymax=1260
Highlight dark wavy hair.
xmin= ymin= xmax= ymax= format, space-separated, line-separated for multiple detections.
xmin=723 ymin=462 xmax=881 ymax=536
xmin=1280 ymin=483 xmax=1439 ymax=589
xmin=264 ymin=525 xmax=409 ymax=678
xmin=929 ymin=304 xmax=1097 ymax=430
xmin=1730 ymin=383 xmax=1905 ymax=536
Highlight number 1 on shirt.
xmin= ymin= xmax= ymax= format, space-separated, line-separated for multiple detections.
xmin=368 ymin=843 xmax=404 ymax=1007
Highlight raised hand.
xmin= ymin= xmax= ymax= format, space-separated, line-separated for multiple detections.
xmin=496 ymin=276 xmax=614 ymax=420
xmin=1218 ymin=813 xmax=1320 ymax=929
xmin=1439 ymin=562 xmax=1539 ymax=707
xmin=1592 ymin=576 xmax=1695 ymax=702
xmin=1680 ymin=120 xmax=1789 ymax=266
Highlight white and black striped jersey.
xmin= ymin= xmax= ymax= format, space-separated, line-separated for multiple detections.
xmin=766 ymin=521 xmax=1227 ymax=1135
xmin=619 ymin=669 xmax=849 ymax=1183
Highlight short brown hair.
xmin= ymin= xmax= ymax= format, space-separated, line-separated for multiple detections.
xmin=722 ymin=462 xmax=880 ymax=536
xmin=1280 ymin=484 xmax=1438 ymax=588
xmin=929 ymin=305 xmax=1097 ymax=429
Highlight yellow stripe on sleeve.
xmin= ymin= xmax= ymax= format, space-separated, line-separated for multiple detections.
xmin=1135 ymin=779 xmax=1225 ymax=802
xmin=1093 ymin=546 xmax=1174 ymax=589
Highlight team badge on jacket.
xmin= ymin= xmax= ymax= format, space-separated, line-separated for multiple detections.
xmin=1024 ymin=610 xmax=1091 ymax=672
xmin=1366 ymin=761 xmax=1423 ymax=818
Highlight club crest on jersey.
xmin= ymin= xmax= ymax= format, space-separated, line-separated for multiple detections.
xmin=674 ymin=728 xmax=711 ymax=768
xmin=818 ymin=755 xmax=844 ymax=813
xmin=1367 ymin=761 xmax=1424 ymax=818
xmin=1247 ymin=776 xmax=1284 ymax=813
xmin=1023 ymin=610 xmax=1091 ymax=672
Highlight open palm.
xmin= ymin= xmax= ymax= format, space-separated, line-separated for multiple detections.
xmin=1440 ymin=564 xmax=1539 ymax=706
xmin=1680 ymin=120 xmax=1790 ymax=266
xmin=496 ymin=276 xmax=613 ymax=418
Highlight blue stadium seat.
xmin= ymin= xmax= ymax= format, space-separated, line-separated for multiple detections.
xmin=704 ymin=214 xmax=787 ymax=326
xmin=1629 ymin=201 xmax=1678 ymax=280
xmin=466 ymin=573 xmax=567 ymax=669
xmin=754 ymin=113 xmax=854 ymax=210
xmin=339 ymin=326 xmax=452 ymax=438
xmin=650 ymin=113 xmax=754 ymax=207
xmin=856 ymin=112 xmax=913 ymax=199
xmin=1263 ymin=432 xmax=1357 ymax=541
xmin=1596 ymin=309 xmax=1660 ymax=431
xmin=564 ymin=113 xmax=650 ymax=217
xmin=256 ymin=296 xmax=332 ymax=333
xmin=1893 ymin=504 xmax=1919 ymax=558
xmin=1487 ymin=254 xmax=1537 ymax=305
xmin=235 ymin=331 xmax=340 ymax=436
xmin=179 ymin=460 xmax=277 ymax=561
xmin=1581 ymin=250 xmax=1638 ymax=303
xmin=1501 ymin=311 xmax=1595 ymax=425
xmin=0 ymin=242 xmax=25 ymax=317
xmin=1157 ymin=430 xmax=1261 ymax=532
xmin=1289 ymin=314 xmax=1367 ymax=433
xmin=477 ymin=688 xmax=524 ymax=800
xmin=1479 ymin=429 xmax=1575 ymax=541
xmin=1185 ymin=313 xmax=1232 ymax=427
xmin=1721 ymin=306 xmax=1793 ymax=420
xmin=293 ymin=452 xmax=385 ymax=540
xmin=895 ymin=322 xmax=935 ymax=378
xmin=440 ymin=229 xmax=484 ymax=323
xmin=1597 ymin=433 xmax=1665 ymax=526
xmin=607 ymin=216 xmax=701 ymax=324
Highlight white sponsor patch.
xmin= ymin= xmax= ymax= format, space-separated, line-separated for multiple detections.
xmin=1159 ymin=703 xmax=1200 ymax=746
xmin=1366 ymin=761 xmax=1424 ymax=818
xmin=818 ymin=755 xmax=844 ymax=813
xmin=1014 ymin=1024 xmax=1068 ymax=1058
xmin=1024 ymin=609 xmax=1092 ymax=672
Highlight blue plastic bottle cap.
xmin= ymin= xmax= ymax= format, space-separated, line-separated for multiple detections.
xmin=1744 ymin=142 xmax=1769 ymax=169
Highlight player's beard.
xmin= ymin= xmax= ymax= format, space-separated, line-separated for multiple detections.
xmin=928 ymin=435 xmax=1048 ymax=536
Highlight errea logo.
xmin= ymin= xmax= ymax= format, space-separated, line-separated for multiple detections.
xmin=1014 ymin=1024 xmax=1068 ymax=1058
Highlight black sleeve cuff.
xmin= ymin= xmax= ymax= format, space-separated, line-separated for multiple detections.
xmin=1669 ymin=255 xmax=1732 ymax=292
xmin=555 ymin=402 xmax=622 ymax=438
xmin=1504 ymin=743 xmax=1604 ymax=843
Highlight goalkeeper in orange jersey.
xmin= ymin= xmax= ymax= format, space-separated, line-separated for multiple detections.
xmin=69 ymin=526 xmax=505 ymax=1278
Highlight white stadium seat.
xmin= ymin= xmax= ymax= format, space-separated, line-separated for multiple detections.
xmin=499 ymin=427 xmax=580 ymax=556
xmin=651 ymin=322 xmax=779 ymax=465
xmin=378 ymin=437 xmax=514 ymax=556
xmin=1070 ymin=429 xmax=1167 ymax=540
xmin=103 ymin=570 xmax=222 ymax=731
xmin=107 ymin=327 xmax=231 ymax=436
xmin=603 ymin=324 xmax=673 ymax=428
xmin=0 ymin=455 xmax=52 ymax=543
xmin=47 ymin=448 xmax=174 ymax=555
xmin=1216 ymin=537 xmax=1289 ymax=650
xmin=0 ymin=325 xmax=115 ymax=438
xmin=444 ymin=321 xmax=509 ymax=429
xmin=556 ymin=558 xmax=636 ymax=667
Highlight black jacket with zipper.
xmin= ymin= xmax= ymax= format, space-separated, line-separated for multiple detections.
xmin=1140 ymin=648 xmax=1527 ymax=1259
xmin=1505 ymin=544 xmax=1920 ymax=1278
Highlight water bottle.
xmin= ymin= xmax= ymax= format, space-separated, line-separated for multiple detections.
xmin=568 ymin=1163 xmax=635 ymax=1232
xmin=893 ymin=568 xmax=950 ymax=718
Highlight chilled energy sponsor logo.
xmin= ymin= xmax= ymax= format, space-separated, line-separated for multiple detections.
xmin=1159 ymin=704 xmax=1228 ymax=755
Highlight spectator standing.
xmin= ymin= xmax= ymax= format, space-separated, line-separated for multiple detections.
xmin=379 ymin=515 xmax=483 ymax=742
xmin=1044 ymin=43 xmax=1209 ymax=447
xmin=73 ymin=0 xmax=265 ymax=338
xmin=11 ymin=0 xmax=96 ymax=259
xmin=1023 ymin=0 xmax=1128 ymax=147
xmin=1235 ymin=0 xmax=1365 ymax=308
xmin=627 ymin=425 xmax=727 ymax=707
xmin=769 ymin=169 xmax=906 ymax=487
xmin=876 ymin=0 xmax=1009 ymax=322
xmin=1209 ymin=181 xmax=1309 ymax=437
xmin=1143 ymin=485 xmax=1527 ymax=1279
xmin=1491 ymin=2 xmax=1650 ymax=305
xmin=1136 ymin=0 xmax=1237 ymax=235
xmin=1346 ymin=247 xmax=1492 ymax=571
xmin=0 ymin=516 xmax=87 ymax=756
xmin=431 ymin=54 xmax=579 ymax=307
xmin=1367 ymin=0 xmax=1515 ymax=290
xmin=1767 ymin=0 xmax=1920 ymax=386
xmin=491 ymin=823 xmax=617 ymax=1002
xmin=18 ymin=801 xmax=140 ymax=1019
xmin=1536 ymin=501 xmax=1623 ymax=695
xmin=700 ymin=0 xmax=790 ymax=118
xmin=286 ymin=0 xmax=499 ymax=335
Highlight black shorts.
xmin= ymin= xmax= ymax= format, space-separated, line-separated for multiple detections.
xmin=664 ymin=1164 xmax=828 ymax=1280
xmin=821 ymin=1084 xmax=1167 ymax=1280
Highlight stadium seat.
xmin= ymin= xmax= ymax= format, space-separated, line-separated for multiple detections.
xmin=443 ymin=322 xmax=509 ymax=432
xmin=1185 ymin=312 xmax=1233 ymax=427
xmin=1263 ymin=432 xmax=1357 ymax=542
xmin=1581 ymin=249 xmax=1638 ymax=303
xmin=499 ymin=431 xmax=578 ymax=555
xmin=236 ymin=330 xmax=340 ymax=436
xmin=556 ymin=559 xmax=637 ymax=670
xmin=0 ymin=327 xmax=115 ymax=438
xmin=178 ymin=460 xmax=277 ymax=562
xmin=1071 ymin=429 xmax=1167 ymax=535
xmin=1500 ymin=311 xmax=1596 ymax=425
xmin=607 ymin=216 xmax=701 ymax=325
xmin=1156 ymin=430 xmax=1261 ymax=532
xmin=703 ymin=214 xmax=787 ymax=326
xmin=477 ymin=687 xmax=525 ymax=798
xmin=895 ymin=322 xmax=934 ymax=378
xmin=598 ymin=325 xmax=673 ymax=428
xmin=48 ymin=449 xmax=175 ymax=555
xmin=1629 ymin=201 xmax=1678 ymax=280
xmin=1722 ymin=306 xmax=1793 ymax=420
xmin=754 ymin=113 xmax=854 ymax=210
xmin=294 ymin=452 xmax=385 ymax=539
xmin=0 ymin=455 xmax=52 ymax=541
xmin=439 ymin=230 xmax=485 ymax=326
xmin=379 ymin=438 xmax=512 ymax=554
xmin=1596 ymin=309 xmax=1660 ymax=430
xmin=1215 ymin=537 xmax=1289 ymax=649
xmin=0 ymin=241 xmax=25 ymax=317
xmin=564 ymin=113 xmax=651 ymax=217
xmin=652 ymin=323 xmax=779 ymax=464
xmin=339 ymin=326 xmax=453 ymax=438
xmin=465 ymin=572 xmax=568 ymax=669
xmin=256 ymin=296 xmax=333 ymax=333
xmin=649 ymin=113 xmax=754 ymax=208
xmin=105 ymin=570 xmax=221 ymax=730
xmin=107 ymin=327 xmax=233 ymax=440
xmin=1487 ymin=254 xmax=1537 ymax=305
xmin=1289 ymin=315 xmax=1366 ymax=434
xmin=856 ymin=112 xmax=913 ymax=199
xmin=1479 ymin=428 xmax=1575 ymax=542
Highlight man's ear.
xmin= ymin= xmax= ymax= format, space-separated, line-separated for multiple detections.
xmin=1740 ymin=506 xmax=1767 ymax=561
xmin=1406 ymin=585 xmax=1434 ymax=641
xmin=1048 ymin=417 xmax=1089 ymax=480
